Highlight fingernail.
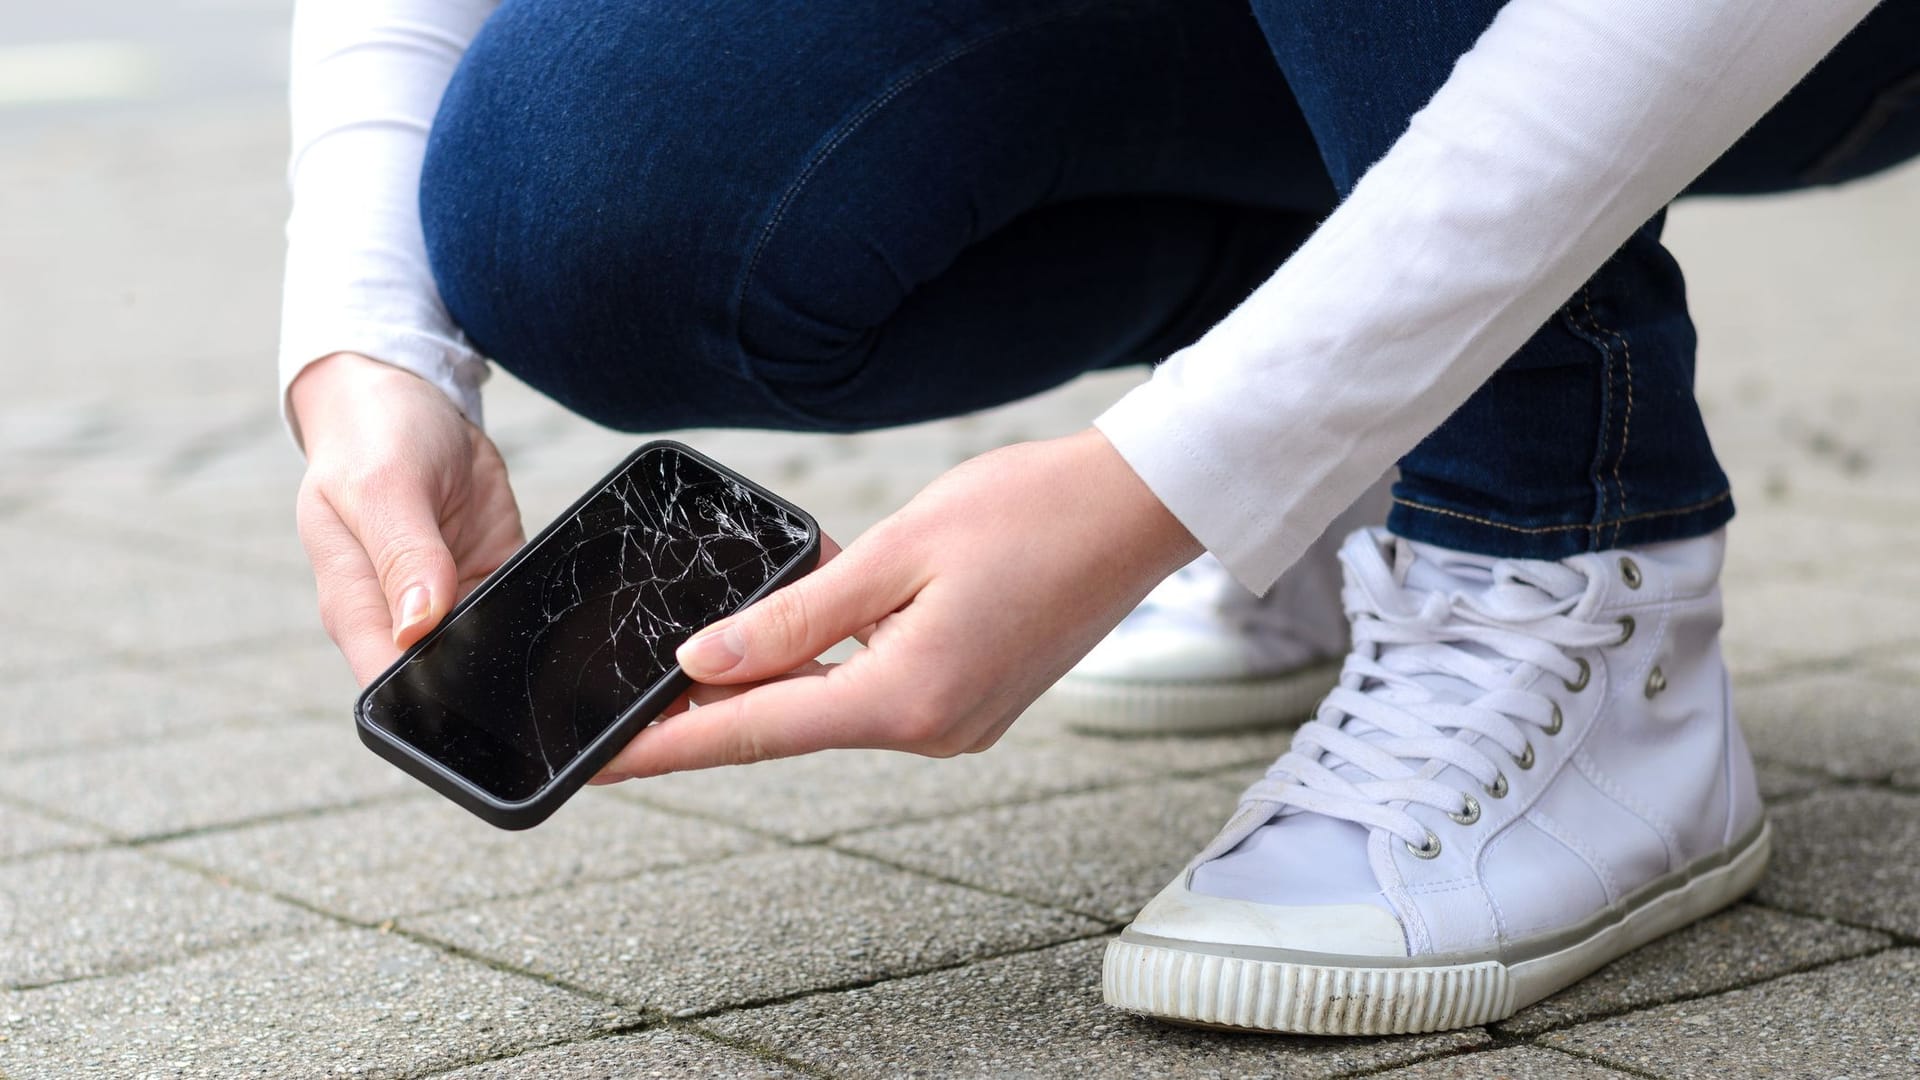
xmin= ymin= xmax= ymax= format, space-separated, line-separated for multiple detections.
xmin=396 ymin=585 xmax=431 ymax=637
xmin=679 ymin=622 xmax=745 ymax=676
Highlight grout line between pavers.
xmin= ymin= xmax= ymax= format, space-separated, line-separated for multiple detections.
xmin=0 ymin=710 xmax=332 ymax=767
xmin=1481 ymin=937 xmax=1909 ymax=1044
xmin=820 ymin=841 xmax=1128 ymax=927
xmin=399 ymin=1018 xmax=665 ymax=1080
xmin=3 ymin=923 xmax=326 ymax=994
xmin=1514 ymin=1043 xmax=1671 ymax=1080
xmin=1745 ymin=897 xmax=1920 ymax=948
xmin=673 ymin=923 xmax=1118 ymax=1025
xmin=608 ymin=750 xmax=1272 ymax=850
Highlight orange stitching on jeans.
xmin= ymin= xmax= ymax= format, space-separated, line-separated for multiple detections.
xmin=1391 ymin=490 xmax=1731 ymax=537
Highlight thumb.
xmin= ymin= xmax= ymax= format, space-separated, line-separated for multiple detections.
xmin=677 ymin=534 xmax=904 ymax=683
xmin=342 ymin=483 xmax=460 ymax=650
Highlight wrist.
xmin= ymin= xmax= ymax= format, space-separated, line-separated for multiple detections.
xmin=1069 ymin=427 xmax=1204 ymax=581
xmin=289 ymin=352 xmax=452 ymax=455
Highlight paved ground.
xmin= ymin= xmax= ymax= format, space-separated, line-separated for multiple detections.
xmin=3 ymin=6 xmax=1919 ymax=1078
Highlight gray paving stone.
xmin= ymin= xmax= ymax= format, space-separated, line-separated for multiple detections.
xmin=1756 ymin=788 xmax=1920 ymax=937
xmin=1008 ymin=714 xmax=1298 ymax=778
xmin=1494 ymin=903 xmax=1889 ymax=1036
xmin=1721 ymin=581 xmax=1919 ymax=677
xmin=1754 ymin=761 xmax=1831 ymax=802
xmin=835 ymin=778 xmax=1234 ymax=921
xmin=159 ymin=789 xmax=770 ymax=922
xmin=406 ymin=848 xmax=1101 ymax=1017
xmin=1736 ymin=672 xmax=1920 ymax=781
xmin=1719 ymin=509 xmax=1914 ymax=590
xmin=621 ymin=741 xmax=1163 ymax=843
xmin=1541 ymin=950 xmax=1920 ymax=1079
xmin=0 ymin=621 xmax=95 ymax=678
xmin=0 ymin=667 xmax=266 ymax=757
xmin=192 ymin=640 xmax=359 ymax=716
xmin=1369 ymin=1046 xmax=1635 ymax=1079
xmin=700 ymin=937 xmax=1490 ymax=1078
xmin=438 ymin=1029 xmax=804 ymax=1079
xmin=0 ymin=929 xmax=633 ymax=1080
xmin=0 ymin=805 xmax=95 ymax=862
xmin=0 ymin=722 xmax=416 ymax=840
xmin=0 ymin=849 xmax=322 ymax=988
xmin=0 ymin=520 xmax=317 ymax=658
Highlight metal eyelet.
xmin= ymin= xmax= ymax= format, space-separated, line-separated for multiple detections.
xmin=1544 ymin=702 xmax=1564 ymax=736
xmin=1406 ymin=831 xmax=1443 ymax=859
xmin=1449 ymin=795 xmax=1481 ymax=826
xmin=1563 ymin=658 xmax=1591 ymax=692
xmin=1619 ymin=556 xmax=1643 ymax=589
xmin=1645 ymin=666 xmax=1667 ymax=699
xmin=1616 ymin=616 xmax=1636 ymax=645
xmin=1485 ymin=773 xmax=1509 ymax=799
xmin=1514 ymin=743 xmax=1535 ymax=770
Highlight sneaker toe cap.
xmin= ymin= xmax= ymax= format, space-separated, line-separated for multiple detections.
xmin=1125 ymin=874 xmax=1409 ymax=959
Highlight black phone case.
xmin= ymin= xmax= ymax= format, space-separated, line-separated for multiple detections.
xmin=354 ymin=439 xmax=821 ymax=831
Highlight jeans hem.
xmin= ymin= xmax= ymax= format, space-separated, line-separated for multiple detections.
xmin=1386 ymin=490 xmax=1735 ymax=559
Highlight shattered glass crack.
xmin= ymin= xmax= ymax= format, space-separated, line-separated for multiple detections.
xmin=363 ymin=447 xmax=812 ymax=803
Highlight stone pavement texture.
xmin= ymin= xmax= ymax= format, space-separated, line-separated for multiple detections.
xmin=2 ymin=5 xmax=1919 ymax=1078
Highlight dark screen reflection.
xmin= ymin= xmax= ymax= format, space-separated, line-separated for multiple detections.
xmin=362 ymin=446 xmax=812 ymax=802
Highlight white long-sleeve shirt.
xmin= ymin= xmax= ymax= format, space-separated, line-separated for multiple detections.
xmin=280 ymin=0 xmax=1879 ymax=589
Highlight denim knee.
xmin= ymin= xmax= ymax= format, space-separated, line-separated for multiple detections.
xmin=417 ymin=1 xmax=835 ymax=432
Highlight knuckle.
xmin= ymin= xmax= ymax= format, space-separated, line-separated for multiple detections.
xmin=895 ymin=700 xmax=956 ymax=750
xmin=756 ymin=589 xmax=814 ymax=651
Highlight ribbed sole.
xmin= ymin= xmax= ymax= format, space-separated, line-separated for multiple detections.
xmin=1103 ymin=946 xmax=1510 ymax=1035
xmin=1047 ymin=661 xmax=1338 ymax=736
xmin=1104 ymin=820 xmax=1772 ymax=1035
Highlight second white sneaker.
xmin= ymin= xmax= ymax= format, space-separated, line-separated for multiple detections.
xmin=1103 ymin=527 xmax=1767 ymax=1034
xmin=1048 ymin=475 xmax=1393 ymax=735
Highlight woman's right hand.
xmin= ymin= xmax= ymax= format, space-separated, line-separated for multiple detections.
xmin=290 ymin=352 xmax=527 ymax=685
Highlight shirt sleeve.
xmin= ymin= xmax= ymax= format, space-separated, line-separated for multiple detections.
xmin=1095 ymin=0 xmax=1879 ymax=592
xmin=278 ymin=0 xmax=499 ymax=445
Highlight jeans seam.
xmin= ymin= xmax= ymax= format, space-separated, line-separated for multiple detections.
xmin=1575 ymin=286 xmax=1635 ymax=548
xmin=728 ymin=0 xmax=1107 ymax=377
xmin=1390 ymin=489 xmax=1731 ymax=538
xmin=1592 ymin=294 xmax=1634 ymax=548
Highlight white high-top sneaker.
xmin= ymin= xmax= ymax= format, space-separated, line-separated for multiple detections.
xmin=1103 ymin=527 xmax=1767 ymax=1035
xmin=1049 ymin=475 xmax=1393 ymax=735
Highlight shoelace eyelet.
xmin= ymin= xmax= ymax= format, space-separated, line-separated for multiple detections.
xmin=1616 ymin=616 xmax=1635 ymax=645
xmin=1645 ymin=666 xmax=1667 ymax=699
xmin=1620 ymin=556 xmax=1643 ymax=589
xmin=1563 ymin=657 xmax=1591 ymax=693
xmin=1485 ymin=773 xmax=1509 ymax=799
xmin=1544 ymin=702 xmax=1564 ymax=736
xmin=1449 ymin=795 xmax=1481 ymax=825
xmin=1514 ymin=743 xmax=1535 ymax=770
xmin=1406 ymin=831 xmax=1442 ymax=859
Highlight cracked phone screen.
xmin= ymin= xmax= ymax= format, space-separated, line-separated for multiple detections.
xmin=360 ymin=446 xmax=813 ymax=803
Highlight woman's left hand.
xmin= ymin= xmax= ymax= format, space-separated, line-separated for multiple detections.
xmin=592 ymin=428 xmax=1202 ymax=779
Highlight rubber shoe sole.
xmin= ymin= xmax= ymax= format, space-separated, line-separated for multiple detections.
xmin=1102 ymin=819 xmax=1771 ymax=1035
xmin=1048 ymin=660 xmax=1339 ymax=736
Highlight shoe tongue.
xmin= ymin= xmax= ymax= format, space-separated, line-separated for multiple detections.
xmin=1373 ymin=539 xmax=1502 ymax=706
xmin=1398 ymin=539 xmax=1497 ymax=595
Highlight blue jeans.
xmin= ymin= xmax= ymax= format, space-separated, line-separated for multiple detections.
xmin=420 ymin=0 xmax=1920 ymax=558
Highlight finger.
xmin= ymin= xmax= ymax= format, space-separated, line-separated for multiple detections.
xmin=675 ymin=530 xmax=911 ymax=684
xmin=329 ymin=469 xmax=460 ymax=649
xmin=684 ymin=660 xmax=833 ymax=707
xmin=600 ymin=672 xmax=877 ymax=776
xmin=298 ymin=500 xmax=405 ymax=685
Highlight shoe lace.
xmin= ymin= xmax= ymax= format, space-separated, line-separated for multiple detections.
xmin=1238 ymin=534 xmax=1621 ymax=850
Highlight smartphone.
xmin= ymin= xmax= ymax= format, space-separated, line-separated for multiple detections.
xmin=355 ymin=440 xmax=820 ymax=830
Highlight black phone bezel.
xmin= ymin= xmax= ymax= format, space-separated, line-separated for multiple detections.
xmin=353 ymin=439 xmax=821 ymax=831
